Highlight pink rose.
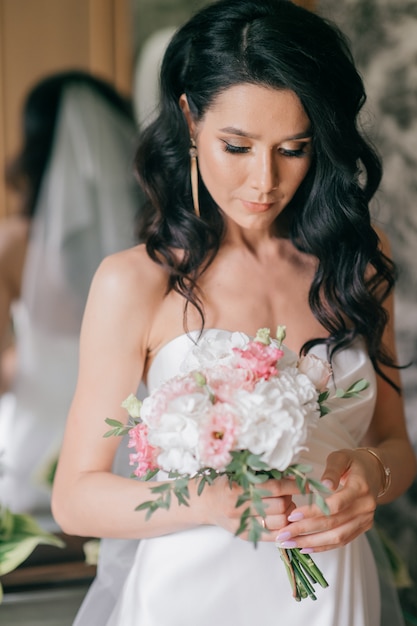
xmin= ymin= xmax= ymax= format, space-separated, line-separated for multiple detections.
xmin=297 ymin=354 xmax=332 ymax=392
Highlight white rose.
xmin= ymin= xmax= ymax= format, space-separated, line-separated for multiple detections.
xmin=298 ymin=354 xmax=332 ymax=392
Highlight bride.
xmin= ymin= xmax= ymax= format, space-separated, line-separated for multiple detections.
xmin=52 ymin=1 xmax=416 ymax=624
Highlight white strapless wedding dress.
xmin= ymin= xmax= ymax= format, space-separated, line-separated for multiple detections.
xmin=74 ymin=330 xmax=400 ymax=626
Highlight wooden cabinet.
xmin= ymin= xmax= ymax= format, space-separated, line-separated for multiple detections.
xmin=0 ymin=0 xmax=133 ymax=217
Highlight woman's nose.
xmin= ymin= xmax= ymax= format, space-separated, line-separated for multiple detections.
xmin=251 ymin=151 xmax=278 ymax=193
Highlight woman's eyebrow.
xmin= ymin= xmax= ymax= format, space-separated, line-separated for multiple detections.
xmin=218 ymin=126 xmax=313 ymax=141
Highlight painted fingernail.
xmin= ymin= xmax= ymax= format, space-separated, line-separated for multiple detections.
xmin=300 ymin=548 xmax=314 ymax=554
xmin=276 ymin=531 xmax=292 ymax=541
xmin=276 ymin=540 xmax=298 ymax=549
xmin=321 ymin=479 xmax=333 ymax=490
xmin=288 ymin=511 xmax=304 ymax=522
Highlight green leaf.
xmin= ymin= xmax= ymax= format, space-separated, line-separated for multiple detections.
xmin=347 ymin=378 xmax=369 ymax=393
xmin=150 ymin=483 xmax=172 ymax=494
xmin=269 ymin=469 xmax=283 ymax=480
xmin=0 ymin=510 xmax=65 ymax=576
xmin=252 ymin=499 xmax=267 ymax=518
xmin=235 ymin=492 xmax=252 ymax=508
xmin=336 ymin=378 xmax=369 ymax=399
xmin=318 ymin=390 xmax=330 ymax=403
xmin=135 ymin=500 xmax=157 ymax=512
xmin=235 ymin=508 xmax=251 ymax=537
xmin=247 ymin=454 xmax=270 ymax=470
xmin=103 ymin=418 xmax=132 ymax=438
xmin=288 ymin=463 xmax=312 ymax=474
xmin=307 ymin=478 xmax=332 ymax=494
xmin=314 ymin=493 xmax=330 ymax=515
xmin=143 ymin=469 xmax=159 ymax=481
xmin=104 ymin=418 xmax=125 ymax=428
xmin=295 ymin=475 xmax=308 ymax=494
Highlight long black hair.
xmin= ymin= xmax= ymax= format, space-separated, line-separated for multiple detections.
xmin=135 ymin=0 xmax=399 ymax=390
xmin=6 ymin=70 xmax=135 ymax=219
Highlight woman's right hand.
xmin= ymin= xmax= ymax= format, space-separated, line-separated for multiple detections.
xmin=198 ymin=475 xmax=300 ymax=542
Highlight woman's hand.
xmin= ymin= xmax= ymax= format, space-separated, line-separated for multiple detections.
xmin=199 ymin=475 xmax=300 ymax=542
xmin=274 ymin=448 xmax=381 ymax=553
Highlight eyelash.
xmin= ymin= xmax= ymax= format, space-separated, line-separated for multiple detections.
xmin=222 ymin=141 xmax=309 ymax=158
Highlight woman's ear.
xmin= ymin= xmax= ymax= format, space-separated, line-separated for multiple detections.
xmin=179 ymin=93 xmax=195 ymax=137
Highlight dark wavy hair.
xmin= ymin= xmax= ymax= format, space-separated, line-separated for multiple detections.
xmin=135 ymin=0 xmax=400 ymax=390
xmin=6 ymin=70 xmax=135 ymax=219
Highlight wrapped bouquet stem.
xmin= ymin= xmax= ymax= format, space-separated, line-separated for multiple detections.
xmin=105 ymin=326 xmax=368 ymax=602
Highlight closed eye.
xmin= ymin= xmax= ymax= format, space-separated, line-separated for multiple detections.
xmin=221 ymin=141 xmax=250 ymax=154
xmin=279 ymin=142 xmax=312 ymax=158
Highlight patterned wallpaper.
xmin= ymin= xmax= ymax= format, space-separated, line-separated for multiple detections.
xmin=318 ymin=1 xmax=417 ymax=622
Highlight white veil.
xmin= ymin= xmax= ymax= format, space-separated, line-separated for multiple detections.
xmin=0 ymin=82 xmax=141 ymax=515
xmin=23 ymin=83 xmax=140 ymax=334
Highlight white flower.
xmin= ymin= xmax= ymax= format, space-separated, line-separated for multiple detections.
xmin=233 ymin=373 xmax=320 ymax=470
xmin=157 ymin=448 xmax=200 ymax=475
xmin=298 ymin=354 xmax=332 ymax=392
xmin=121 ymin=393 xmax=142 ymax=418
xmin=181 ymin=330 xmax=250 ymax=372
xmin=145 ymin=393 xmax=212 ymax=474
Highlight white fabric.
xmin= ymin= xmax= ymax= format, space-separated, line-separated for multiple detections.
xmin=74 ymin=329 xmax=397 ymax=626
xmin=133 ymin=27 xmax=176 ymax=128
xmin=0 ymin=84 xmax=140 ymax=515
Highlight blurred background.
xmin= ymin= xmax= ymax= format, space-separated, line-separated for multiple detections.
xmin=0 ymin=1 xmax=415 ymax=624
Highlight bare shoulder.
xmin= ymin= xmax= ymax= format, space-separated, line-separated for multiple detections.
xmin=92 ymin=244 xmax=167 ymax=299
xmin=85 ymin=244 xmax=169 ymax=337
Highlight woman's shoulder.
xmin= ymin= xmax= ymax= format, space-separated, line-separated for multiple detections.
xmin=89 ymin=243 xmax=169 ymax=312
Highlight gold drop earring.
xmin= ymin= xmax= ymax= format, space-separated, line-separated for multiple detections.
xmin=189 ymin=139 xmax=200 ymax=217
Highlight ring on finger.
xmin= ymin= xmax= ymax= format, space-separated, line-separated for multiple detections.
xmin=261 ymin=517 xmax=268 ymax=530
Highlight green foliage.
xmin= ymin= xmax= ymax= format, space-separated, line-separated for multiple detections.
xmin=319 ymin=378 xmax=368 ymax=415
xmin=132 ymin=450 xmax=331 ymax=551
xmin=335 ymin=379 xmax=369 ymax=398
xmin=103 ymin=417 xmax=135 ymax=438
xmin=0 ymin=506 xmax=65 ymax=603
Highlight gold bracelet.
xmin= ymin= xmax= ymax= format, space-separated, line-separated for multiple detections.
xmin=356 ymin=447 xmax=392 ymax=498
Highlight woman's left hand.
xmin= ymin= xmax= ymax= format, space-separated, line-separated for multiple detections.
xmin=275 ymin=448 xmax=382 ymax=553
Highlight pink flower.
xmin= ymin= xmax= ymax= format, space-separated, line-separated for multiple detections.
xmin=143 ymin=375 xmax=203 ymax=425
xmin=297 ymin=354 xmax=332 ymax=392
xmin=128 ymin=423 xmax=158 ymax=477
xmin=233 ymin=340 xmax=284 ymax=381
xmin=199 ymin=404 xmax=237 ymax=470
xmin=205 ymin=366 xmax=255 ymax=402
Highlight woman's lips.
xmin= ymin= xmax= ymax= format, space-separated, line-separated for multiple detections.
xmin=241 ymin=200 xmax=275 ymax=213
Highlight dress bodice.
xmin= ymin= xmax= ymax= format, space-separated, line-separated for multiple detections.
xmin=76 ymin=329 xmax=385 ymax=626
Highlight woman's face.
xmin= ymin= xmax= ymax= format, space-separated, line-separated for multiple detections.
xmin=181 ymin=84 xmax=313 ymax=232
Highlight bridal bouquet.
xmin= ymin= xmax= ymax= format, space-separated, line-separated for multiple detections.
xmin=105 ymin=326 xmax=368 ymax=601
